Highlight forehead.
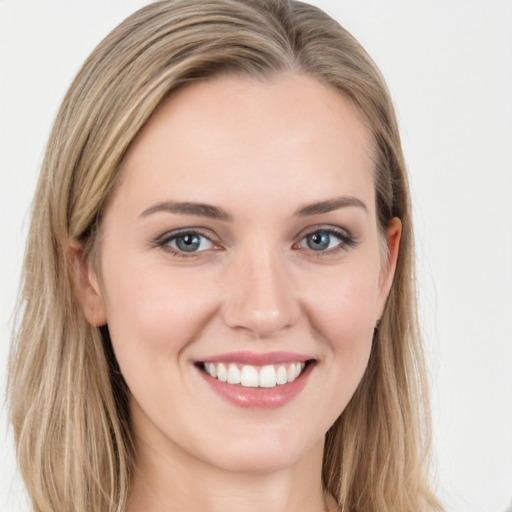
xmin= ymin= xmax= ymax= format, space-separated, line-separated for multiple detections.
xmin=113 ymin=72 xmax=375 ymax=218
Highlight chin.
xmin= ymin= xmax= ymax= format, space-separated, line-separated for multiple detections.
xmin=197 ymin=427 xmax=322 ymax=475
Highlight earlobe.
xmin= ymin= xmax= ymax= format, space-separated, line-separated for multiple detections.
xmin=69 ymin=239 xmax=107 ymax=327
xmin=377 ymin=217 xmax=402 ymax=317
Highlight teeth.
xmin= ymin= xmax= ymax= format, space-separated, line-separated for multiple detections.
xmin=259 ymin=365 xmax=277 ymax=388
xmin=227 ymin=364 xmax=241 ymax=384
xmin=276 ymin=366 xmax=288 ymax=385
xmin=241 ymin=365 xmax=259 ymax=387
xmin=202 ymin=361 xmax=307 ymax=387
xmin=217 ymin=363 xmax=227 ymax=382
xmin=287 ymin=364 xmax=296 ymax=383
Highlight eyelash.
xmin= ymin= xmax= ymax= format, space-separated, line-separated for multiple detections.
xmin=153 ymin=226 xmax=357 ymax=258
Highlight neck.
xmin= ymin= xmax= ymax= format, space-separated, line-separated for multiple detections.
xmin=127 ymin=431 xmax=334 ymax=512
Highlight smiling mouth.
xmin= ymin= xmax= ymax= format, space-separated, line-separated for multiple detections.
xmin=198 ymin=361 xmax=312 ymax=388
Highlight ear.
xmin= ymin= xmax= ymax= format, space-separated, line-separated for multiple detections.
xmin=376 ymin=217 xmax=402 ymax=319
xmin=69 ymin=239 xmax=107 ymax=327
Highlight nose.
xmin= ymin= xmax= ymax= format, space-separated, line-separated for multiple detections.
xmin=221 ymin=248 xmax=299 ymax=338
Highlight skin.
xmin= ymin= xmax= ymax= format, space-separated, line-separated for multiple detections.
xmin=76 ymin=73 xmax=401 ymax=512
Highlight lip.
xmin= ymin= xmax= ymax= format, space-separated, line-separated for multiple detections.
xmin=195 ymin=353 xmax=315 ymax=409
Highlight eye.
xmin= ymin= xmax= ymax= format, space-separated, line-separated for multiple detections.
xmin=297 ymin=228 xmax=354 ymax=252
xmin=161 ymin=231 xmax=214 ymax=254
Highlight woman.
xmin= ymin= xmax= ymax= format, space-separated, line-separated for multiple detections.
xmin=8 ymin=0 xmax=443 ymax=511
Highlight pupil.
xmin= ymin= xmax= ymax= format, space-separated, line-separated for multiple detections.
xmin=308 ymin=232 xmax=330 ymax=250
xmin=176 ymin=234 xmax=200 ymax=252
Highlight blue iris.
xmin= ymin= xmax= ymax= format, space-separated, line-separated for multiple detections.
xmin=174 ymin=234 xmax=202 ymax=252
xmin=306 ymin=232 xmax=332 ymax=251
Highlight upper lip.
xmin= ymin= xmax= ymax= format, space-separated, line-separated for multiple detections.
xmin=197 ymin=351 xmax=314 ymax=365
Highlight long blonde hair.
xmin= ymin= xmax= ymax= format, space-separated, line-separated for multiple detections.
xmin=8 ymin=1 xmax=442 ymax=511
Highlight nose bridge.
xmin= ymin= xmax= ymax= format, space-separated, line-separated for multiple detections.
xmin=222 ymin=243 xmax=297 ymax=337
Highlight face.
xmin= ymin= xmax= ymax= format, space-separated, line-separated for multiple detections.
xmin=80 ymin=73 xmax=400 ymax=475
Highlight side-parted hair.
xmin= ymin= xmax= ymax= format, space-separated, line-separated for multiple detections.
xmin=8 ymin=1 xmax=443 ymax=511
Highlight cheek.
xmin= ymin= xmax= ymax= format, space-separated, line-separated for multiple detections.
xmin=300 ymin=260 xmax=380 ymax=394
xmin=286 ymin=261 xmax=381 ymax=434
xmin=303 ymin=262 xmax=380 ymax=343
xmin=100 ymin=258 xmax=217 ymax=369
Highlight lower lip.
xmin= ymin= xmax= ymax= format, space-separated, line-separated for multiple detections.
xmin=197 ymin=363 xmax=314 ymax=409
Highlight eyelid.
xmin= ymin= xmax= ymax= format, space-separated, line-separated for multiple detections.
xmin=294 ymin=224 xmax=353 ymax=241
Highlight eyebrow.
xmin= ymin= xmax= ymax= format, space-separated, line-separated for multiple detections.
xmin=140 ymin=201 xmax=233 ymax=221
xmin=139 ymin=195 xmax=367 ymax=221
xmin=295 ymin=196 xmax=367 ymax=216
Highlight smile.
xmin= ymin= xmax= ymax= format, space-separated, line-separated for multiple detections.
xmin=202 ymin=362 xmax=306 ymax=388
xmin=195 ymin=351 xmax=315 ymax=409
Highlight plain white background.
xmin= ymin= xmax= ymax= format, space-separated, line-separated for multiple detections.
xmin=1 ymin=1 xmax=511 ymax=511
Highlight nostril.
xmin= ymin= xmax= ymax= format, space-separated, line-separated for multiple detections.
xmin=223 ymin=306 xmax=297 ymax=338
